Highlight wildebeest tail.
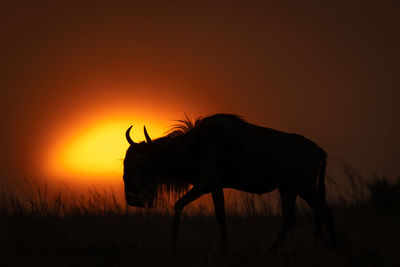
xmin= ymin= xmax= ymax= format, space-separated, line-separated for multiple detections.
xmin=318 ymin=150 xmax=327 ymax=203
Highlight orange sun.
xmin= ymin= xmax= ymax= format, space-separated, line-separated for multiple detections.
xmin=46 ymin=116 xmax=166 ymax=182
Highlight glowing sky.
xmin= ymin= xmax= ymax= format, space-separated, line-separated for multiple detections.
xmin=0 ymin=1 xmax=400 ymax=189
xmin=44 ymin=111 xmax=172 ymax=183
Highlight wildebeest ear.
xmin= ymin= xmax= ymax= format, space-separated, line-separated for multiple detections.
xmin=144 ymin=126 xmax=152 ymax=143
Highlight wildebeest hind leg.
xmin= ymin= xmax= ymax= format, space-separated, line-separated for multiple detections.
xmin=271 ymin=187 xmax=297 ymax=251
xmin=211 ymin=188 xmax=227 ymax=253
xmin=171 ymin=187 xmax=204 ymax=245
xmin=300 ymin=192 xmax=337 ymax=249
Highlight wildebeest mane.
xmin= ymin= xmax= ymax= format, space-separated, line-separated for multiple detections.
xmin=153 ymin=113 xmax=246 ymax=204
xmin=166 ymin=113 xmax=246 ymax=137
xmin=165 ymin=113 xmax=203 ymax=137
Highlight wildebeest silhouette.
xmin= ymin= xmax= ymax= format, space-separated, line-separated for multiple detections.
xmin=123 ymin=114 xmax=336 ymax=251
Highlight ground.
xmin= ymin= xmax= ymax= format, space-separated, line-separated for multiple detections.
xmin=0 ymin=177 xmax=399 ymax=266
xmin=0 ymin=201 xmax=399 ymax=267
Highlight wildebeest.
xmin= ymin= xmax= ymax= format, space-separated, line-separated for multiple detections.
xmin=123 ymin=114 xmax=336 ymax=251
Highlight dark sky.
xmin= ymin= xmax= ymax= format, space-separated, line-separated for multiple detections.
xmin=1 ymin=1 xmax=399 ymax=187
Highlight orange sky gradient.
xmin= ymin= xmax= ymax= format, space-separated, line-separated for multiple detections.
xmin=1 ymin=1 xmax=400 ymax=199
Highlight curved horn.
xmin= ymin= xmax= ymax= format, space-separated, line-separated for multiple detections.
xmin=144 ymin=126 xmax=152 ymax=143
xmin=125 ymin=126 xmax=135 ymax=146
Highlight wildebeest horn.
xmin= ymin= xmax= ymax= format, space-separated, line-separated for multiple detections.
xmin=125 ymin=126 xmax=135 ymax=146
xmin=144 ymin=126 xmax=152 ymax=143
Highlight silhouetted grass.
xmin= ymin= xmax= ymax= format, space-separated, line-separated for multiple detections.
xmin=0 ymin=173 xmax=399 ymax=266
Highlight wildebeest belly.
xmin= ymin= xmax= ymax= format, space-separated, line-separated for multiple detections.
xmin=224 ymin=182 xmax=278 ymax=194
xmin=216 ymin=137 xmax=300 ymax=193
xmin=209 ymin=125 xmax=320 ymax=193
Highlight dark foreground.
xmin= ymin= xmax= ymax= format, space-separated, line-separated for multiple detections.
xmin=0 ymin=179 xmax=399 ymax=266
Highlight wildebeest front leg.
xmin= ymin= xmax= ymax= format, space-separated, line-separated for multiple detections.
xmin=171 ymin=187 xmax=204 ymax=245
xmin=211 ymin=188 xmax=227 ymax=252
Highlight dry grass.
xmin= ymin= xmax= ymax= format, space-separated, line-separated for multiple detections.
xmin=0 ymin=172 xmax=399 ymax=266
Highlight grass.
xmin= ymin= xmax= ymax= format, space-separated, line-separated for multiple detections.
xmin=0 ymin=172 xmax=399 ymax=266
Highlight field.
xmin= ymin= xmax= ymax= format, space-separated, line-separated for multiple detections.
xmin=0 ymin=174 xmax=399 ymax=267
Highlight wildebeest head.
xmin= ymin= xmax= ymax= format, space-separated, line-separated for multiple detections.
xmin=123 ymin=125 xmax=156 ymax=208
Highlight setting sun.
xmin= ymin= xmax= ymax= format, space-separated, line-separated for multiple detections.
xmin=46 ymin=117 xmax=166 ymax=180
